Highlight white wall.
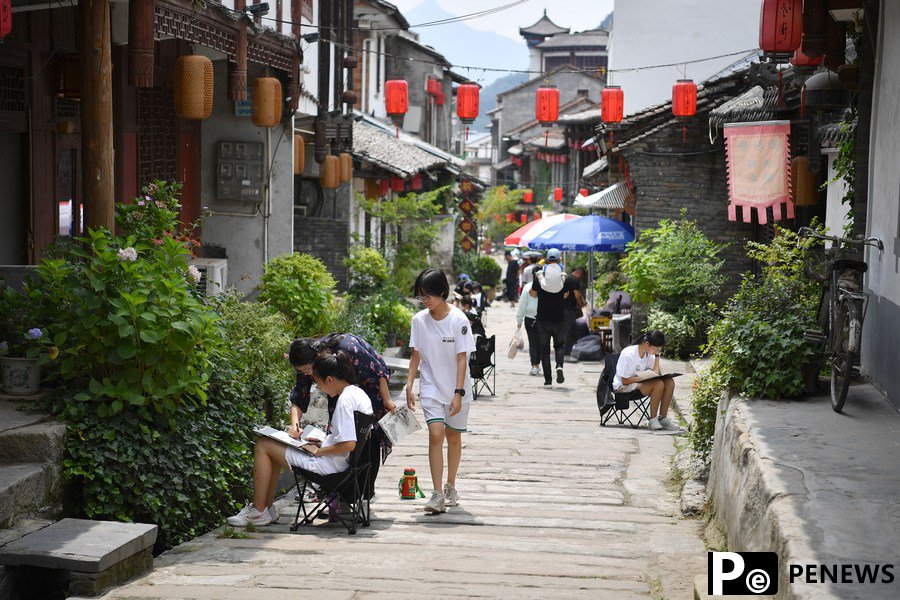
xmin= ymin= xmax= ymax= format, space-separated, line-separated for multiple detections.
xmin=823 ymin=152 xmax=852 ymax=239
xmin=608 ymin=0 xmax=759 ymax=115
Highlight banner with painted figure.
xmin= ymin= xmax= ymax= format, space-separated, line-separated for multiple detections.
xmin=724 ymin=120 xmax=794 ymax=224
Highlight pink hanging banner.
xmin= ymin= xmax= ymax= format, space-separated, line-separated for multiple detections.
xmin=723 ymin=120 xmax=794 ymax=224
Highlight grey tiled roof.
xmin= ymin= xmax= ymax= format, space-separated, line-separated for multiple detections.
xmin=520 ymin=13 xmax=570 ymax=36
xmin=818 ymin=118 xmax=857 ymax=150
xmin=536 ymin=30 xmax=609 ymax=49
xmin=558 ymin=108 xmax=602 ymax=124
xmin=351 ymin=115 xmax=453 ymax=177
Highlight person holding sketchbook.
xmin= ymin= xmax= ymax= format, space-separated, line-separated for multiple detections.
xmin=406 ymin=268 xmax=476 ymax=514
xmin=613 ymin=330 xmax=682 ymax=432
xmin=227 ymin=351 xmax=373 ymax=527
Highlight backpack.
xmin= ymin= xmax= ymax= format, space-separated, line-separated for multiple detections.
xmin=596 ymin=353 xmax=620 ymax=416
xmin=537 ymin=263 xmax=566 ymax=293
xmin=571 ymin=334 xmax=604 ymax=362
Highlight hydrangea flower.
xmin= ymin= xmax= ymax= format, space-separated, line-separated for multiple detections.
xmin=27 ymin=328 xmax=42 ymax=339
xmin=187 ymin=265 xmax=202 ymax=285
xmin=117 ymin=247 xmax=138 ymax=262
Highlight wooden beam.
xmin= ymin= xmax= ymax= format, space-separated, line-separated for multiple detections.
xmin=80 ymin=0 xmax=115 ymax=231
xmin=128 ymin=0 xmax=154 ymax=87
xmin=228 ymin=0 xmax=247 ymax=100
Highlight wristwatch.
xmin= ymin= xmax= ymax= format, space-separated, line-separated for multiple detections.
xmin=454 ymin=388 xmax=466 ymax=397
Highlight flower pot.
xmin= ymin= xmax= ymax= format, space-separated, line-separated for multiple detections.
xmin=1 ymin=357 xmax=42 ymax=395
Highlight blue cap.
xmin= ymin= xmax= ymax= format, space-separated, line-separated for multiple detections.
xmin=547 ymin=248 xmax=561 ymax=261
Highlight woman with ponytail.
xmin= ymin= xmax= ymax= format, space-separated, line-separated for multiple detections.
xmin=227 ymin=351 xmax=373 ymax=527
xmin=613 ymin=330 xmax=681 ymax=432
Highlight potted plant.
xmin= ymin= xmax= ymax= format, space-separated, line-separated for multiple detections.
xmin=0 ymin=289 xmax=56 ymax=395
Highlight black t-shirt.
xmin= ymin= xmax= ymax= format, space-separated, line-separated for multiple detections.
xmin=505 ymin=259 xmax=519 ymax=283
xmin=562 ymin=274 xmax=581 ymax=311
xmin=533 ymin=274 xmax=571 ymax=322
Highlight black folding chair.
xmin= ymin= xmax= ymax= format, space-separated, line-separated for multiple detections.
xmin=469 ymin=335 xmax=496 ymax=400
xmin=596 ymin=353 xmax=651 ymax=428
xmin=290 ymin=411 xmax=377 ymax=535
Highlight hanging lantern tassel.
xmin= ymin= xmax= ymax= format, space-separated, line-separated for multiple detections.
xmin=545 ymin=129 xmax=549 ymax=146
xmin=682 ymin=124 xmax=687 ymax=144
xmin=465 ymin=125 xmax=470 ymax=141
xmin=800 ymin=85 xmax=806 ymax=118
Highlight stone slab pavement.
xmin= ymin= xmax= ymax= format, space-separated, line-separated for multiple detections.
xmin=91 ymin=301 xmax=707 ymax=599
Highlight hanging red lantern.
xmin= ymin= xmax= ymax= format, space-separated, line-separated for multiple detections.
xmin=435 ymin=91 xmax=445 ymax=106
xmin=505 ymin=213 xmax=514 ymax=223
xmin=426 ymin=78 xmax=440 ymax=96
xmin=759 ymin=0 xmax=802 ymax=59
xmin=523 ymin=189 xmax=533 ymax=204
xmin=790 ymin=47 xmax=825 ymax=68
xmin=672 ymin=79 xmax=697 ymax=118
xmin=601 ymin=86 xmax=624 ymax=125
xmin=1 ymin=0 xmax=12 ymax=38
xmin=579 ymin=188 xmax=589 ymax=197
xmin=553 ymin=187 xmax=563 ymax=202
xmin=410 ymin=173 xmax=422 ymax=190
xmin=378 ymin=179 xmax=390 ymax=197
xmin=385 ymin=79 xmax=408 ymax=137
xmin=391 ymin=176 xmax=405 ymax=193
xmin=364 ymin=178 xmax=379 ymax=200
xmin=536 ymin=85 xmax=560 ymax=125
xmin=457 ymin=83 xmax=480 ymax=141
xmin=520 ymin=214 xmax=528 ymax=223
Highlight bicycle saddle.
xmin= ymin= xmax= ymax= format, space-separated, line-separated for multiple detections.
xmin=832 ymin=259 xmax=868 ymax=273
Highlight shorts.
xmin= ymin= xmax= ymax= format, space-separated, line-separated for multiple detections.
xmin=615 ymin=383 xmax=639 ymax=394
xmin=421 ymin=396 xmax=470 ymax=433
xmin=284 ymin=446 xmax=344 ymax=476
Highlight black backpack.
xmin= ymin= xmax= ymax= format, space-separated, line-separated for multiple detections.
xmin=596 ymin=353 xmax=619 ymax=416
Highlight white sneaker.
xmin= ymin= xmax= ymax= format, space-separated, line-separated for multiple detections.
xmin=443 ymin=482 xmax=459 ymax=507
xmin=648 ymin=418 xmax=663 ymax=431
xmin=227 ymin=503 xmax=273 ymax=527
xmin=268 ymin=505 xmax=280 ymax=524
xmin=658 ymin=417 xmax=683 ymax=431
xmin=529 ymin=366 xmax=540 ymax=376
xmin=424 ymin=490 xmax=446 ymax=514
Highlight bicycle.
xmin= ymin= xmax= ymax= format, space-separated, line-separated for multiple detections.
xmin=798 ymin=227 xmax=883 ymax=412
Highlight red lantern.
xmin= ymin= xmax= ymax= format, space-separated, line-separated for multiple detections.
xmin=457 ymin=83 xmax=480 ymax=124
xmin=759 ymin=0 xmax=802 ymax=58
xmin=505 ymin=213 xmax=514 ymax=223
xmin=790 ymin=48 xmax=825 ymax=68
xmin=426 ymin=78 xmax=440 ymax=96
xmin=535 ymin=85 xmax=559 ymax=128
xmin=579 ymin=188 xmax=589 ymax=197
xmin=672 ymin=79 xmax=697 ymax=118
xmin=435 ymin=91 xmax=445 ymax=106
xmin=1 ymin=0 xmax=12 ymax=38
xmin=385 ymin=79 xmax=408 ymax=136
xmin=520 ymin=214 xmax=527 ymax=223
xmin=378 ymin=179 xmax=390 ymax=197
xmin=523 ymin=189 xmax=533 ymax=204
xmin=391 ymin=176 xmax=405 ymax=193
xmin=410 ymin=173 xmax=422 ymax=190
xmin=553 ymin=187 xmax=563 ymax=202
xmin=601 ymin=86 xmax=624 ymax=125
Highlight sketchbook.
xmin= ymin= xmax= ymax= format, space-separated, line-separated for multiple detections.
xmin=378 ymin=405 xmax=422 ymax=446
xmin=253 ymin=425 xmax=327 ymax=450
xmin=633 ymin=369 xmax=683 ymax=382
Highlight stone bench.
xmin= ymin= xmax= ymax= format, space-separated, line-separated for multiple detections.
xmin=383 ymin=356 xmax=414 ymax=391
xmin=0 ymin=518 xmax=157 ymax=597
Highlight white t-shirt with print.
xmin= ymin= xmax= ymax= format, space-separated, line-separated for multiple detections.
xmin=409 ymin=305 xmax=476 ymax=405
xmin=319 ymin=384 xmax=373 ymax=472
xmin=613 ymin=344 xmax=658 ymax=390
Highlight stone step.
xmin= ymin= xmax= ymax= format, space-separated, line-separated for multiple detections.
xmin=0 ymin=463 xmax=59 ymax=529
xmin=0 ymin=420 xmax=67 ymax=465
xmin=0 ymin=519 xmax=53 ymax=600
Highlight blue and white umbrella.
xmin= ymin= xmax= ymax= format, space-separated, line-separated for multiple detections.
xmin=528 ymin=214 xmax=635 ymax=252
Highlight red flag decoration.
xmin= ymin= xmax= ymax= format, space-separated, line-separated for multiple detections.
xmin=724 ymin=121 xmax=794 ymax=224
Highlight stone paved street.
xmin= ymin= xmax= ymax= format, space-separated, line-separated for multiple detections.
xmin=93 ymin=300 xmax=707 ymax=599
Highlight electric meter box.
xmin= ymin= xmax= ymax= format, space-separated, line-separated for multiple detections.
xmin=217 ymin=141 xmax=265 ymax=202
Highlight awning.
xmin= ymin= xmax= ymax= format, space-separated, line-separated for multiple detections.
xmin=575 ymin=181 xmax=629 ymax=209
xmin=582 ymin=157 xmax=608 ymax=180
xmin=507 ymin=144 xmax=524 ymax=156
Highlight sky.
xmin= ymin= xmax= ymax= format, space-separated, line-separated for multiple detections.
xmin=390 ymin=0 xmax=615 ymax=42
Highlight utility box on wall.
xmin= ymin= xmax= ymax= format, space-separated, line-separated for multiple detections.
xmin=217 ymin=141 xmax=265 ymax=202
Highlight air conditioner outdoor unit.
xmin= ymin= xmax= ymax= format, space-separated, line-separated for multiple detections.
xmin=189 ymin=258 xmax=228 ymax=296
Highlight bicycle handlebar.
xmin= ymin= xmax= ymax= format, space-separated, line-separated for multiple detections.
xmin=798 ymin=227 xmax=885 ymax=252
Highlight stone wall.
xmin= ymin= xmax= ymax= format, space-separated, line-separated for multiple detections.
xmin=293 ymin=217 xmax=349 ymax=290
xmin=620 ymin=115 xmax=755 ymax=300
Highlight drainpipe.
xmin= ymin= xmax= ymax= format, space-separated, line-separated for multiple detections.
xmin=314 ymin=0 xmax=331 ymax=164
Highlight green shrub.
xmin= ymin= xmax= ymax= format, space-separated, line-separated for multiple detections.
xmin=647 ymin=308 xmax=695 ymax=358
xmin=472 ymin=255 xmax=502 ymax=288
xmin=116 ymin=180 xmax=181 ymax=243
xmin=688 ymin=366 xmax=728 ymax=463
xmin=258 ymin=253 xmax=337 ymax=337
xmin=344 ymin=246 xmax=390 ymax=298
xmin=29 ymin=229 xmax=218 ymax=418
xmin=212 ymin=291 xmax=294 ymax=426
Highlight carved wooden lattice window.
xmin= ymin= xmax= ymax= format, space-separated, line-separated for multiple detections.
xmin=138 ymin=84 xmax=177 ymax=185
xmin=0 ymin=65 xmax=26 ymax=112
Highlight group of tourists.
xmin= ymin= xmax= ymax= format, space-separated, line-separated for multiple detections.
xmin=228 ymin=267 xmax=476 ymax=526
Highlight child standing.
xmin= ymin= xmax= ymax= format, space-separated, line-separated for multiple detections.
xmin=406 ymin=269 xmax=476 ymax=514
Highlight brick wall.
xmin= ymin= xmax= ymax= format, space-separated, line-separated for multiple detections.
xmin=293 ymin=217 xmax=349 ymax=290
xmin=620 ymin=115 xmax=755 ymax=299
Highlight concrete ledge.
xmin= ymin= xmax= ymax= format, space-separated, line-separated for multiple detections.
xmin=708 ymin=388 xmax=900 ymax=600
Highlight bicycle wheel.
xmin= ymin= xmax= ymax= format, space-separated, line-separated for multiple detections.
xmin=830 ymin=300 xmax=859 ymax=413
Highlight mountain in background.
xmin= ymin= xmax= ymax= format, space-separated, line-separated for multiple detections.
xmin=599 ymin=11 xmax=613 ymax=30
xmin=405 ymin=0 xmax=528 ymax=87
xmin=472 ymin=72 xmax=530 ymax=131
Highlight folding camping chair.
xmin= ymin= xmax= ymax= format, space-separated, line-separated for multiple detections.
xmin=290 ymin=411 xmax=378 ymax=535
xmin=596 ymin=352 xmax=652 ymax=428
xmin=469 ymin=335 xmax=496 ymax=400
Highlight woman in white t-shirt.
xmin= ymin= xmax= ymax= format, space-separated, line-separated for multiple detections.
xmin=227 ymin=351 xmax=373 ymax=528
xmin=406 ymin=268 xmax=476 ymax=515
xmin=614 ymin=330 xmax=680 ymax=432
